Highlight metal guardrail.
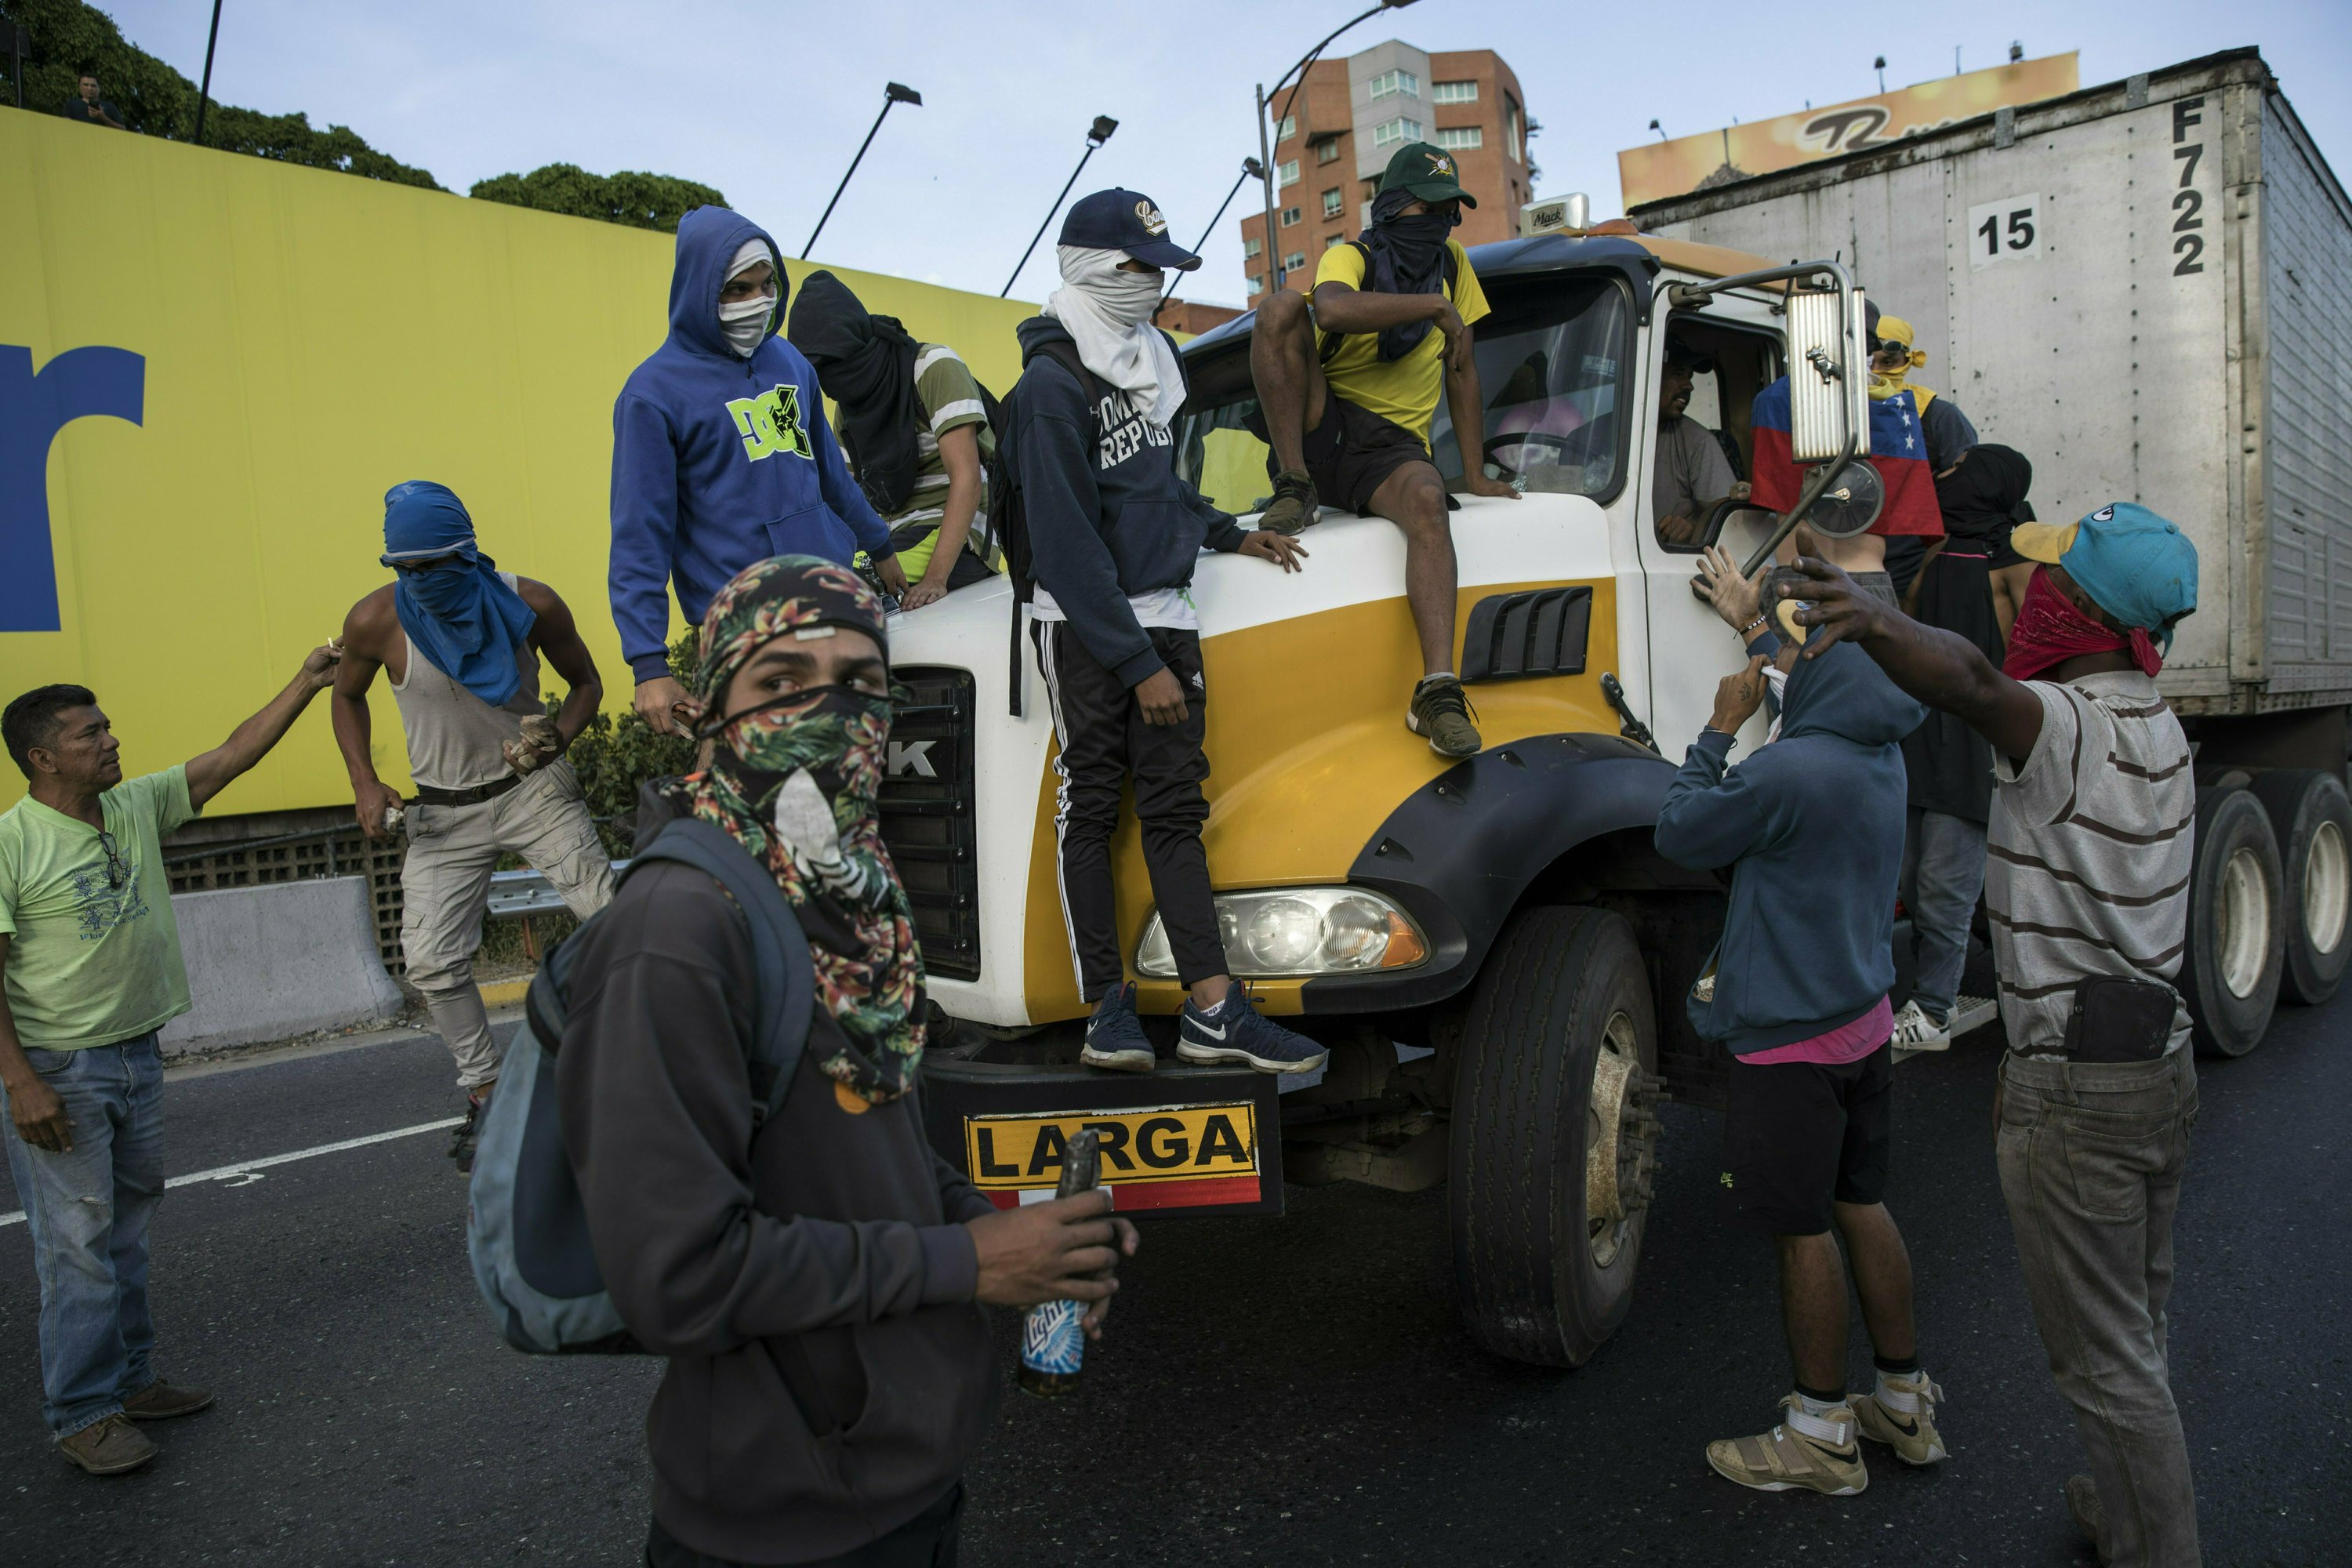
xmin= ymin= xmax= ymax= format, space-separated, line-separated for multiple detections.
xmin=485 ymin=860 xmax=632 ymax=920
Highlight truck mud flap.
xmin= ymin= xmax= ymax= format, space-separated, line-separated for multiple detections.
xmin=921 ymin=1059 xmax=1283 ymax=1218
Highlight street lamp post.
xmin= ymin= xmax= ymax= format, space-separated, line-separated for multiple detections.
xmin=804 ymin=82 xmax=924 ymax=260
xmin=1253 ymin=0 xmax=1419 ymax=299
xmin=193 ymin=0 xmax=224 ymax=147
xmin=1161 ymin=158 xmax=1267 ymax=315
xmin=1000 ymin=115 xmax=1119 ymax=299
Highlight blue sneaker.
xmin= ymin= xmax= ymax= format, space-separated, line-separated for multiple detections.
xmin=1175 ymin=989 xmax=1328 ymax=1074
xmin=1080 ymin=982 xmax=1154 ymax=1073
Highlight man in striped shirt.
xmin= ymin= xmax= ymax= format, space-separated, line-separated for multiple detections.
xmin=789 ymin=272 xmax=998 ymax=609
xmin=1784 ymin=502 xmax=2202 ymax=1568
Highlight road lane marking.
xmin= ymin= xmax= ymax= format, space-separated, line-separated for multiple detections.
xmin=0 ymin=1116 xmax=465 ymax=1229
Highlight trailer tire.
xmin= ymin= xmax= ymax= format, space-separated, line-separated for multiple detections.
xmin=1449 ymin=906 xmax=1661 ymax=1368
xmin=2182 ymin=785 xmax=2285 ymax=1057
xmin=2248 ymin=769 xmax=2352 ymax=1006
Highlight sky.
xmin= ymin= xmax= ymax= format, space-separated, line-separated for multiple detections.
xmin=100 ymin=0 xmax=2352 ymax=307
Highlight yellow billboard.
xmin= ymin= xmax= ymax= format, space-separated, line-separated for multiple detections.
xmin=0 ymin=108 xmax=1040 ymax=817
xmin=1620 ymin=54 xmax=2080 ymax=209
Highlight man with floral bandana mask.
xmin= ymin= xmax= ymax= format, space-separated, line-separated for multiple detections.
xmin=610 ymin=206 xmax=907 ymax=742
xmin=561 ymin=555 xmax=1135 ymax=1568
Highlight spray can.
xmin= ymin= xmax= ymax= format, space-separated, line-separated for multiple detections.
xmin=1016 ymin=1127 xmax=1102 ymax=1398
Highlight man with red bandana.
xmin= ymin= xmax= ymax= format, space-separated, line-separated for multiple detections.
xmin=1780 ymin=503 xmax=2202 ymax=1568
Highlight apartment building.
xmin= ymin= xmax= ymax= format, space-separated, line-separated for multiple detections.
xmin=1237 ymin=41 xmax=1535 ymax=304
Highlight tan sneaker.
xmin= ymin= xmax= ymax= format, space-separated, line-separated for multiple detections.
xmin=122 ymin=1378 xmax=216 ymax=1421
xmin=1705 ymin=1397 xmax=1868 ymax=1496
xmin=1257 ymin=470 xmax=1320 ymax=536
xmin=1407 ymin=675 xmax=1482 ymax=758
xmin=1853 ymin=1373 xmax=1947 ymax=1465
xmin=58 ymin=1413 xmax=158 ymax=1475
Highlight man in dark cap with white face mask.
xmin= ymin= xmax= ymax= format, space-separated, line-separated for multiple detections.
xmin=1000 ymin=189 xmax=1324 ymax=1078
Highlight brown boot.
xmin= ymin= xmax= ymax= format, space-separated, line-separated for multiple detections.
xmin=122 ymin=1378 xmax=216 ymax=1421
xmin=59 ymin=1413 xmax=158 ymax=1475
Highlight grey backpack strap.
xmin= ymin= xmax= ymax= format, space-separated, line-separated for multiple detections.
xmin=632 ymin=819 xmax=816 ymax=1123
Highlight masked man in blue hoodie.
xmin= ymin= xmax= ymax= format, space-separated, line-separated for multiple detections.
xmin=1655 ymin=632 xmax=1947 ymax=1499
xmin=611 ymin=206 xmax=905 ymax=735
xmin=1001 ymin=190 xmax=1323 ymax=1076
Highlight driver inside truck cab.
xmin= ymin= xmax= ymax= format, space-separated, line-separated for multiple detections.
xmin=1653 ymin=339 xmax=1751 ymax=546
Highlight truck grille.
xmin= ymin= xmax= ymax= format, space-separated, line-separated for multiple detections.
xmin=881 ymin=668 xmax=981 ymax=981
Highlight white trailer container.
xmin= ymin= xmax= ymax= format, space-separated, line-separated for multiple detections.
xmin=1633 ymin=48 xmax=2352 ymax=1051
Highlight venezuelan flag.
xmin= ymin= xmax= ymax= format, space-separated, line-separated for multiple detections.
xmin=1748 ymin=378 xmax=1944 ymax=537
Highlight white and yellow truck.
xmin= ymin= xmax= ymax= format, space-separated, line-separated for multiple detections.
xmin=894 ymin=45 xmax=2350 ymax=1369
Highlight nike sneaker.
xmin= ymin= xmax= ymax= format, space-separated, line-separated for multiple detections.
xmin=1080 ymin=982 xmax=1155 ymax=1073
xmin=1704 ymin=1397 xmax=1869 ymax=1496
xmin=1174 ymin=989 xmax=1327 ymax=1074
xmin=1257 ymin=470 xmax=1320 ymax=536
xmin=1853 ymin=1372 xmax=1948 ymax=1466
xmin=1407 ymin=674 xmax=1481 ymax=758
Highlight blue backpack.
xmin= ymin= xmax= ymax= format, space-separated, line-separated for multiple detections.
xmin=466 ymin=815 xmax=815 ymax=1355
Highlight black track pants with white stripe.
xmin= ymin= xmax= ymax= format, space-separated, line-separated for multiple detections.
xmin=1032 ymin=620 xmax=1228 ymax=1000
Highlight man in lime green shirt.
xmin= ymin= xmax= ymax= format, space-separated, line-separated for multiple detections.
xmin=1247 ymin=141 xmax=1519 ymax=757
xmin=0 ymin=646 xmax=339 ymax=1475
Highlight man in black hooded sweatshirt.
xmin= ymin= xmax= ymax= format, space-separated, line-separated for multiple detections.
xmin=789 ymin=272 xmax=998 ymax=610
xmin=1246 ymin=141 xmax=1519 ymax=757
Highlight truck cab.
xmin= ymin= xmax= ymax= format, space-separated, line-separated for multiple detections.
xmin=881 ymin=232 xmax=1860 ymax=1366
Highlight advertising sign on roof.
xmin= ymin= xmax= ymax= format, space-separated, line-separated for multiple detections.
xmin=1618 ymin=54 xmax=2080 ymax=208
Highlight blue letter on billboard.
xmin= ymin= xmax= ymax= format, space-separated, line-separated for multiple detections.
xmin=0 ymin=345 xmax=147 ymax=633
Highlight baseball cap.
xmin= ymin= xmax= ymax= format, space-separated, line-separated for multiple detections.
xmin=1058 ymin=188 xmax=1200 ymax=270
xmin=2012 ymin=502 xmax=2199 ymax=645
xmin=1377 ymin=142 xmax=1478 ymax=208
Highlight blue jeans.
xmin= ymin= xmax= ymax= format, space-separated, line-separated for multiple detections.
xmin=1901 ymin=808 xmax=1987 ymax=1017
xmin=1 ymin=1033 xmax=166 ymax=1436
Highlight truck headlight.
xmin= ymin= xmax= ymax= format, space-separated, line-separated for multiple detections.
xmin=1134 ymin=888 xmax=1429 ymax=979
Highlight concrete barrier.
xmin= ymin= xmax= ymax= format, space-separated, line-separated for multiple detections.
xmin=159 ymin=877 xmax=407 ymax=1055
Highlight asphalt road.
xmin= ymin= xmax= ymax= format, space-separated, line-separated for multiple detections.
xmin=1 ymin=994 xmax=2345 ymax=1567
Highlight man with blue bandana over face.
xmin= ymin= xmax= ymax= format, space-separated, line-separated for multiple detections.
xmin=329 ymin=481 xmax=615 ymax=1171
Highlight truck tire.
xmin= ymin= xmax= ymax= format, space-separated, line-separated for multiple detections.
xmin=2181 ymin=785 xmax=2285 ymax=1057
xmin=2248 ymin=769 xmax=2352 ymax=1005
xmin=1449 ymin=906 xmax=1662 ymax=1367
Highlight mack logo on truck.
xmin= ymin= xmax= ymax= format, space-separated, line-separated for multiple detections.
xmin=965 ymin=1102 xmax=1261 ymax=1212
xmin=885 ymin=739 xmax=937 ymax=778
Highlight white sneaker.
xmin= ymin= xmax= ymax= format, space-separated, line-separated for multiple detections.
xmin=1890 ymin=998 xmax=1951 ymax=1052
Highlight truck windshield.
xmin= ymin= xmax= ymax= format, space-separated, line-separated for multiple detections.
xmin=1175 ymin=274 xmax=1634 ymax=514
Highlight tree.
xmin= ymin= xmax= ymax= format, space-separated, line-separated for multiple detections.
xmin=469 ymin=164 xmax=728 ymax=234
xmin=0 ymin=0 xmax=439 ymax=187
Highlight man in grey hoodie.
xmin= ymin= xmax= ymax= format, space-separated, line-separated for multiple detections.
xmin=562 ymin=556 xmax=1134 ymax=1566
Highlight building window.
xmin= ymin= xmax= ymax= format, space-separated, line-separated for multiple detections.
xmin=1324 ymin=232 xmax=1348 ymax=249
xmin=1283 ymin=251 xmax=1307 ymax=274
xmin=1367 ymin=69 xmax=1419 ymax=101
xmin=1432 ymin=80 xmax=1478 ymax=105
xmin=1321 ymin=187 xmax=1344 ymax=218
xmin=1275 ymin=114 xmax=1296 ymax=141
xmin=1435 ymin=125 xmax=1483 ymax=151
xmin=1243 ymin=236 xmax=1262 ymax=259
xmin=1276 ymin=158 xmax=1299 ymax=187
xmin=1317 ymin=138 xmax=1341 ymax=164
xmin=1280 ymin=205 xmax=1302 ymax=227
xmin=1370 ymin=116 xmax=1423 ymax=148
xmin=1506 ymin=96 xmax=1523 ymax=161
xmin=1247 ymin=274 xmax=1265 ymax=295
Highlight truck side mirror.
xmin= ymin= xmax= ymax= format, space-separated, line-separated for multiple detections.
xmin=1784 ymin=287 xmax=1870 ymax=464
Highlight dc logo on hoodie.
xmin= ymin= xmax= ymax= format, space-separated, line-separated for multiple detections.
xmin=726 ymin=384 xmax=815 ymax=463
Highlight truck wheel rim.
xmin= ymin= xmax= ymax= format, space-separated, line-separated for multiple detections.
xmin=2219 ymin=845 xmax=2272 ymax=1000
xmin=2303 ymin=820 xmax=2349 ymax=957
xmin=1584 ymin=1011 xmax=1656 ymax=1270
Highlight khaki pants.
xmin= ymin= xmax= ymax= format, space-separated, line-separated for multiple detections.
xmin=399 ymin=760 xmax=613 ymax=1087
xmin=1997 ymin=1050 xmax=2201 ymax=1568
